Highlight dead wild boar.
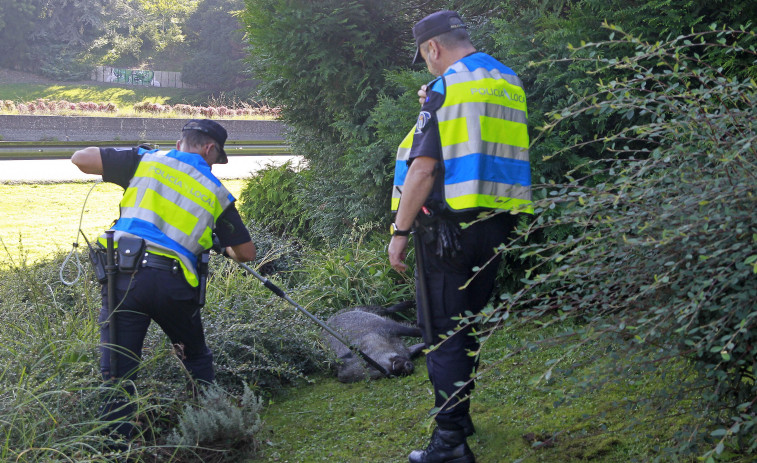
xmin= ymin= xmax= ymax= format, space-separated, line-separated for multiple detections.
xmin=324 ymin=302 xmax=425 ymax=383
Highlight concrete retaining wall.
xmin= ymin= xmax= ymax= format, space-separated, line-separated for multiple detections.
xmin=0 ymin=115 xmax=286 ymax=142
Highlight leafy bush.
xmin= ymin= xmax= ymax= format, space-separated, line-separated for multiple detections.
xmin=241 ymin=0 xmax=417 ymax=239
xmin=469 ymin=26 xmax=756 ymax=459
xmin=0 ymin=237 xmax=325 ymax=460
xmin=237 ymin=161 xmax=313 ymax=241
xmin=290 ymin=229 xmax=414 ymax=320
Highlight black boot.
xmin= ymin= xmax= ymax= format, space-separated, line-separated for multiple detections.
xmin=461 ymin=414 xmax=475 ymax=437
xmin=408 ymin=427 xmax=475 ymax=463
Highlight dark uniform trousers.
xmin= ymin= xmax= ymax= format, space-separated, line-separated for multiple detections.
xmin=98 ymin=264 xmax=214 ymax=437
xmin=99 ymin=266 xmax=214 ymax=383
xmin=415 ymin=212 xmax=516 ymax=431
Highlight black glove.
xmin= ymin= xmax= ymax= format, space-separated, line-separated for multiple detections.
xmin=211 ymin=233 xmax=229 ymax=257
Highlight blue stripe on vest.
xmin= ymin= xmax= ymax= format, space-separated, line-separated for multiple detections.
xmin=457 ymin=53 xmax=517 ymax=76
xmin=113 ymin=218 xmax=198 ymax=268
xmin=444 ymin=153 xmax=531 ymax=186
xmin=394 ymin=159 xmax=409 ymax=185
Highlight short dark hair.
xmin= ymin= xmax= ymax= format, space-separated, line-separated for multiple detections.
xmin=181 ymin=129 xmax=217 ymax=152
xmin=434 ymin=17 xmax=470 ymax=48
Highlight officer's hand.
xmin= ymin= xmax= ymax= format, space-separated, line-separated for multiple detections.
xmin=388 ymin=235 xmax=409 ymax=273
xmin=418 ymin=85 xmax=428 ymax=106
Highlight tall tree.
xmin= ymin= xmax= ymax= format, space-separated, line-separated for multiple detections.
xmin=241 ymin=0 xmax=417 ymax=239
xmin=0 ymin=0 xmax=40 ymax=70
xmin=181 ymin=0 xmax=248 ymax=89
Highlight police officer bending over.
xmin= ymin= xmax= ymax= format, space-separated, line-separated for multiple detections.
xmin=388 ymin=11 xmax=532 ymax=463
xmin=72 ymin=119 xmax=256 ymax=440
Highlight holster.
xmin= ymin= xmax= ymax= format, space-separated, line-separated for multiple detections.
xmin=117 ymin=237 xmax=145 ymax=272
xmin=415 ymin=211 xmax=462 ymax=258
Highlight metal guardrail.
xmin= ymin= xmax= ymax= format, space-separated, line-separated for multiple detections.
xmin=0 ymin=140 xmax=291 ymax=160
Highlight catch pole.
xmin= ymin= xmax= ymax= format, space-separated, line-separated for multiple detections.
xmin=235 ymin=261 xmax=392 ymax=377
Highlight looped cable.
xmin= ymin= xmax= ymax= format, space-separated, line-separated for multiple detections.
xmin=60 ymin=179 xmax=103 ymax=286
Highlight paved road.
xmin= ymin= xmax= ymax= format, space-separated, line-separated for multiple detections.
xmin=0 ymin=155 xmax=301 ymax=182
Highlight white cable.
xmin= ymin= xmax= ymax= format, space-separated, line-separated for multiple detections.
xmin=60 ymin=179 xmax=103 ymax=286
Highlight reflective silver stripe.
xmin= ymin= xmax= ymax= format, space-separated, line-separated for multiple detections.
xmin=121 ymin=178 xmax=218 ymax=253
xmin=121 ymin=150 xmax=232 ymax=254
xmin=448 ymin=61 xmax=468 ymax=74
xmin=445 ymin=66 xmax=524 ymax=88
xmin=444 ymin=180 xmax=531 ymax=201
xmin=396 ymin=144 xmax=411 ymax=162
xmin=441 ymin=141 xmax=529 ymax=162
xmin=141 ymin=151 xmax=233 ymax=213
xmin=437 ymin=101 xmax=527 ymax=126
xmin=436 ymin=102 xmax=529 ymax=162
xmin=119 ymin=205 xmax=208 ymax=254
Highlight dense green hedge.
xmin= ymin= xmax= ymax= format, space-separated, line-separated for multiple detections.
xmin=472 ymin=27 xmax=756 ymax=459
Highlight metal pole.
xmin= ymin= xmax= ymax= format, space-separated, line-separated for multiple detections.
xmin=104 ymin=230 xmax=118 ymax=379
xmin=413 ymin=231 xmax=435 ymax=345
xmin=235 ymin=261 xmax=392 ymax=378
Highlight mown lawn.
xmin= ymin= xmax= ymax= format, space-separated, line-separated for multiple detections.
xmin=259 ymin=323 xmax=696 ymax=463
xmin=0 ymin=82 xmax=273 ymax=119
xmin=0 ymin=82 xmax=204 ymax=108
xmin=0 ymin=180 xmax=247 ymax=266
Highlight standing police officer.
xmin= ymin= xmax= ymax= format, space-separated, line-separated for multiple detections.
xmin=388 ymin=11 xmax=532 ymax=463
xmin=72 ymin=119 xmax=256 ymax=440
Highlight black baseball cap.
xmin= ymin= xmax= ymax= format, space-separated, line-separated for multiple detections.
xmin=412 ymin=10 xmax=467 ymax=64
xmin=182 ymin=119 xmax=228 ymax=164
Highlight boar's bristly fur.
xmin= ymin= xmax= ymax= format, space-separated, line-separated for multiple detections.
xmin=324 ymin=302 xmax=425 ymax=382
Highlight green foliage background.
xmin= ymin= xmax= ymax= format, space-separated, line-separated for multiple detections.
xmin=238 ymin=0 xmax=757 ymax=459
xmin=0 ymin=0 xmax=251 ymax=88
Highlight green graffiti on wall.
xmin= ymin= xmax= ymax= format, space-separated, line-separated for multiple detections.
xmin=111 ymin=69 xmax=155 ymax=86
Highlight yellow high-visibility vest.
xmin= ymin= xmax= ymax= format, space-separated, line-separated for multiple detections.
xmin=104 ymin=149 xmax=233 ymax=286
xmin=392 ymin=53 xmax=532 ymax=215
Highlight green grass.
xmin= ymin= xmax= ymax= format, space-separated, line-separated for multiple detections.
xmin=0 ymin=83 xmax=206 ymax=108
xmin=0 ymin=82 xmax=276 ymax=119
xmin=0 ymin=180 xmax=247 ymax=266
xmin=0 ymin=180 xmax=712 ymax=462
xmin=259 ymin=323 xmax=695 ymax=463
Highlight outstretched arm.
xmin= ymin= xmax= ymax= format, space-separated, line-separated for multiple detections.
xmin=71 ymin=147 xmax=103 ymax=175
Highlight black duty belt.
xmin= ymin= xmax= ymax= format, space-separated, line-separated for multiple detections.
xmin=139 ymin=252 xmax=180 ymax=273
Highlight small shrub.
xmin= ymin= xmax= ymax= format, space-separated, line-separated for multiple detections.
xmin=167 ymin=383 xmax=263 ymax=460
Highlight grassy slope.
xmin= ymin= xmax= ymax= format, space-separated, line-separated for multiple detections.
xmin=259 ymin=324 xmax=692 ymax=462
xmin=0 ymin=82 xmax=207 ymax=109
xmin=1 ymin=181 xmax=699 ymax=462
xmin=0 ymin=79 xmax=706 ymax=461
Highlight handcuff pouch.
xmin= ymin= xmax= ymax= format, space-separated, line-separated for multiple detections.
xmin=117 ymin=237 xmax=145 ymax=272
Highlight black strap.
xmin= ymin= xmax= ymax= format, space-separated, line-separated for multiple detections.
xmin=139 ymin=252 xmax=180 ymax=273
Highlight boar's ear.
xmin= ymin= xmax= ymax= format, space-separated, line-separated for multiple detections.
xmin=390 ymin=356 xmax=415 ymax=376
